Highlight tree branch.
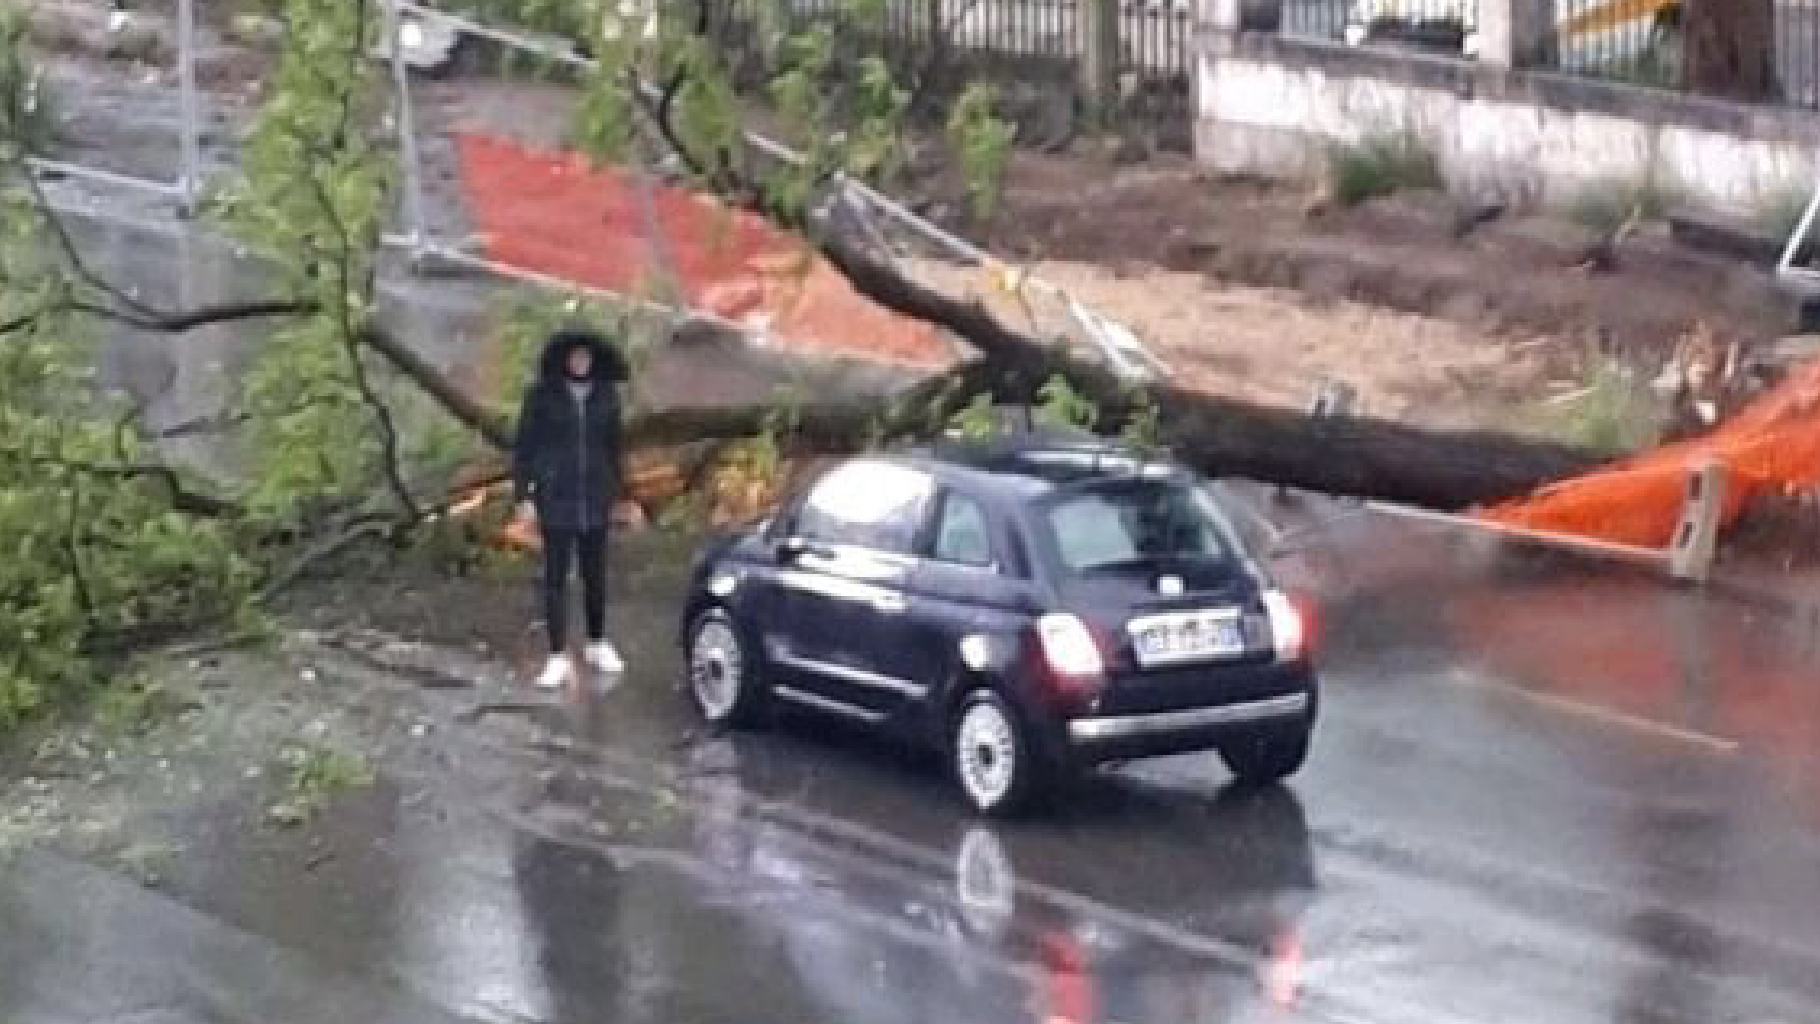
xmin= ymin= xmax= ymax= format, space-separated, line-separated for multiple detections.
xmin=357 ymin=324 xmax=513 ymax=449
xmin=10 ymin=147 xmax=162 ymax=321
xmin=62 ymin=475 xmax=97 ymax=625
xmin=0 ymin=295 xmax=316 ymax=337
xmin=5 ymin=447 xmax=240 ymax=517
xmin=294 ymin=127 xmax=421 ymax=521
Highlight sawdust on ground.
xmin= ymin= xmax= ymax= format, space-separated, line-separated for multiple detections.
xmin=907 ymin=257 xmax=1554 ymax=430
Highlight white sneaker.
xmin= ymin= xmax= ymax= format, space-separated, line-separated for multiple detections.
xmin=534 ymin=655 xmax=572 ymax=690
xmin=584 ymin=640 xmax=624 ymax=674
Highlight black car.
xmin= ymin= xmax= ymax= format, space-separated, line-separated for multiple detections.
xmin=678 ymin=435 xmax=1321 ymax=814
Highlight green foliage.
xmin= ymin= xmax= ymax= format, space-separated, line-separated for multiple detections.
xmin=563 ymin=0 xmax=1012 ymax=224
xmin=945 ymin=374 xmax=1114 ymax=439
xmin=1526 ymin=361 xmax=1664 ymax=451
xmin=1034 ymin=375 xmax=1099 ymax=432
xmin=1119 ymin=388 xmax=1162 ymax=449
xmin=92 ymin=677 xmax=191 ymax=739
xmin=0 ymin=0 xmax=422 ymax=735
xmin=0 ymin=3 xmax=53 ymax=155
xmin=1326 ymin=131 xmax=1443 ymax=207
xmin=267 ymin=742 xmax=375 ymax=827
xmin=0 ymin=180 xmax=255 ymax=731
xmin=948 ymin=392 xmax=1002 ymax=439
xmin=214 ymin=0 xmax=412 ymax=525
xmin=1569 ymin=175 xmax=1679 ymax=234
xmin=947 ymin=84 xmax=1017 ymax=220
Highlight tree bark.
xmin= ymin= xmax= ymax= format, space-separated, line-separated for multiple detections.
xmin=623 ymin=357 xmax=1616 ymax=511
xmin=1684 ymin=0 xmax=1779 ymax=103
xmin=358 ymin=324 xmax=513 ymax=450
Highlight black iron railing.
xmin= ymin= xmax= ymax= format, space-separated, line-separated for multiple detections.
xmin=758 ymin=0 xmax=1195 ymax=123
xmin=1281 ymin=0 xmax=1820 ymax=111
xmin=1284 ymin=0 xmax=1480 ymax=52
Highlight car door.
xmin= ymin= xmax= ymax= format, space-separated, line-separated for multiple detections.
xmin=900 ymin=487 xmax=1016 ymax=695
xmin=768 ymin=460 xmax=934 ymax=723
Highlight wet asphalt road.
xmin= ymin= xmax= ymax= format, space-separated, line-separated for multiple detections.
xmin=5 ymin=498 xmax=1820 ymax=1024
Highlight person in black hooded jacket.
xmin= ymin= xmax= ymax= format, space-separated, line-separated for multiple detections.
xmin=513 ymin=328 xmax=631 ymax=688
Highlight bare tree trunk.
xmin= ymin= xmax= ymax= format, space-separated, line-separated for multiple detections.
xmin=1684 ymin=0 xmax=1779 ymax=102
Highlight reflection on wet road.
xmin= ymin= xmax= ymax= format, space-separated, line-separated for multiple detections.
xmin=5 ymin=512 xmax=1820 ymax=1024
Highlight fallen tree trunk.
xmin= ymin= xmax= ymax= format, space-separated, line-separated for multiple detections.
xmin=809 ymin=233 xmax=1620 ymax=509
xmin=625 ymin=356 xmax=1617 ymax=511
xmin=356 ymin=239 xmax=1616 ymax=511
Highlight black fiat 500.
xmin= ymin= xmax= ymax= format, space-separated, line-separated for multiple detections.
xmin=679 ymin=436 xmax=1321 ymax=814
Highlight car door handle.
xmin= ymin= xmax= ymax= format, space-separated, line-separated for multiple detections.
xmin=872 ymin=593 xmax=907 ymax=614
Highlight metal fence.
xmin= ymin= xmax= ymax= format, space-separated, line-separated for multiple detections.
xmin=24 ymin=0 xmax=202 ymax=210
xmin=1282 ymin=0 xmax=1820 ymax=111
xmin=768 ymin=0 xmax=1196 ymax=125
xmin=1537 ymin=0 xmax=1820 ymax=110
xmin=1283 ymin=0 xmax=1479 ymax=51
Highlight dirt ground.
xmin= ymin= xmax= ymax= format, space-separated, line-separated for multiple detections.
xmin=932 ymin=151 xmax=1795 ymax=427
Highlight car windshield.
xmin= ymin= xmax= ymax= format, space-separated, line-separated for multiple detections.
xmin=1040 ymin=479 xmax=1240 ymax=576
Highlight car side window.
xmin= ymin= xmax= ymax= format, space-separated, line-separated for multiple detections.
xmin=794 ymin=460 xmax=933 ymax=555
xmin=931 ymin=492 xmax=994 ymax=568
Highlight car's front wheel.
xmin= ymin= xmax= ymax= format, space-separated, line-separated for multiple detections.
xmin=686 ymin=609 xmax=767 ymax=727
xmin=1220 ymin=726 xmax=1312 ymax=786
xmin=951 ymin=690 xmax=1043 ymax=816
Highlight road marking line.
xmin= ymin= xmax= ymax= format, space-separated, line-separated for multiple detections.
xmin=1443 ymin=671 xmax=1741 ymax=754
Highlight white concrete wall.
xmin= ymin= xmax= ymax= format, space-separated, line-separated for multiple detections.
xmin=1193 ymin=39 xmax=1820 ymax=217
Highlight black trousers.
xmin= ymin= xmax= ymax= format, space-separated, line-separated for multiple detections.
xmin=541 ymin=526 xmax=607 ymax=654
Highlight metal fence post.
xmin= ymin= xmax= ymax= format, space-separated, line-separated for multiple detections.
xmin=1276 ymin=379 xmax=1357 ymax=501
xmin=385 ymin=0 xmax=432 ymax=265
xmin=1668 ymin=458 xmax=1726 ymax=583
xmin=1076 ymin=0 xmax=1122 ymax=124
xmin=176 ymin=0 xmax=201 ymax=215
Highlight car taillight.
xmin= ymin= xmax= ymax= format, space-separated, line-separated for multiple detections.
xmin=1034 ymin=613 xmax=1106 ymax=690
xmin=1263 ymin=590 xmax=1320 ymax=663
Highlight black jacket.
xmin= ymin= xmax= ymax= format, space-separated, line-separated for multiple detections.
xmin=512 ymin=330 xmax=630 ymax=530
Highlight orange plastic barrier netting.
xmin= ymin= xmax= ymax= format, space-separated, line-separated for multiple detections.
xmin=1480 ymin=357 xmax=1820 ymax=547
xmin=453 ymin=132 xmax=946 ymax=367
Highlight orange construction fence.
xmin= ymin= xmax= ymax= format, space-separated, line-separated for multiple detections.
xmin=1481 ymin=357 xmax=1820 ymax=548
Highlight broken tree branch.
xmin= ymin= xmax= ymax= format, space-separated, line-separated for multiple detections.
xmin=6 ymin=446 xmax=241 ymax=517
xmin=357 ymin=324 xmax=513 ymax=449
xmin=0 ymin=295 xmax=315 ymax=337
xmin=809 ymin=237 xmax=1616 ymax=507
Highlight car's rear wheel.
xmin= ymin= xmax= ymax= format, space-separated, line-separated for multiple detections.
xmin=1220 ymin=726 xmax=1312 ymax=786
xmin=686 ymin=609 xmax=766 ymax=727
xmin=951 ymin=690 xmax=1042 ymax=816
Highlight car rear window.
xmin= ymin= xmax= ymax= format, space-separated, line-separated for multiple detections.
xmin=1040 ymin=479 xmax=1241 ymax=576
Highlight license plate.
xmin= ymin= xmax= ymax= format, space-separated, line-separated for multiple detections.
xmin=1129 ymin=609 xmax=1244 ymax=667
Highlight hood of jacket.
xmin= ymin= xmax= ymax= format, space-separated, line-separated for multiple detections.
xmin=536 ymin=328 xmax=630 ymax=388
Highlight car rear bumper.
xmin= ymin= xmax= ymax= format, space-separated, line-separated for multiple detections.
xmin=1065 ymin=683 xmax=1316 ymax=761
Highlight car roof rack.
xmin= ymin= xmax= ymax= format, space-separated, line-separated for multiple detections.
xmin=926 ymin=421 xmax=1176 ymax=485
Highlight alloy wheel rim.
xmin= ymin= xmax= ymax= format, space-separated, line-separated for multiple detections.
xmin=690 ymin=619 xmax=742 ymax=719
xmin=957 ymin=702 xmax=1016 ymax=809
